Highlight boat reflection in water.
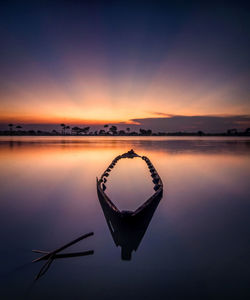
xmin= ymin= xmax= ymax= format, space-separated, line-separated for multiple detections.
xmin=97 ymin=150 xmax=163 ymax=260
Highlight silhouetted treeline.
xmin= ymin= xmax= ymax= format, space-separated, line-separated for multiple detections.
xmin=1 ymin=124 xmax=250 ymax=136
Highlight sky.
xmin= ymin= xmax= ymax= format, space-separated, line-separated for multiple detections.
xmin=0 ymin=0 xmax=249 ymax=132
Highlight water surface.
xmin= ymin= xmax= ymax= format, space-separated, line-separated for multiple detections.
xmin=0 ymin=137 xmax=249 ymax=299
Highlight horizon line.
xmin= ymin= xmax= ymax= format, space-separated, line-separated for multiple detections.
xmin=1 ymin=113 xmax=250 ymax=126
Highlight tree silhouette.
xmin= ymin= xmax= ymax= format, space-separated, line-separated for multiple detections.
xmin=8 ymin=124 xmax=13 ymax=134
xmin=72 ymin=126 xmax=81 ymax=135
xmin=104 ymin=124 xmax=109 ymax=134
xmin=60 ymin=123 xmax=66 ymax=135
xmin=126 ymin=128 xmax=130 ymax=134
xmin=109 ymin=125 xmax=117 ymax=135
xmin=118 ymin=130 xmax=126 ymax=135
xmin=82 ymin=127 xmax=90 ymax=135
xmin=52 ymin=129 xmax=58 ymax=135
xmin=139 ymin=128 xmax=153 ymax=135
xmin=99 ymin=129 xmax=106 ymax=135
xmin=227 ymin=128 xmax=238 ymax=135
xmin=147 ymin=129 xmax=152 ymax=135
xmin=139 ymin=128 xmax=146 ymax=135
xmin=65 ymin=126 xmax=70 ymax=135
xmin=16 ymin=125 xmax=22 ymax=130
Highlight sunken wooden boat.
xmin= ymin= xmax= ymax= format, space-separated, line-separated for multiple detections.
xmin=96 ymin=149 xmax=163 ymax=260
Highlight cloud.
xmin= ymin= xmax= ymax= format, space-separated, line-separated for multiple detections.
xmin=131 ymin=115 xmax=250 ymax=133
xmin=148 ymin=112 xmax=175 ymax=117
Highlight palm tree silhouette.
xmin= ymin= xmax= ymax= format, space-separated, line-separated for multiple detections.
xmin=65 ymin=126 xmax=70 ymax=135
xmin=109 ymin=125 xmax=117 ymax=135
xmin=104 ymin=124 xmax=109 ymax=134
xmin=60 ymin=124 xmax=66 ymax=135
xmin=8 ymin=124 xmax=13 ymax=134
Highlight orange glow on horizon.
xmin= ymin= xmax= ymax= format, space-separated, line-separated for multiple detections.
xmin=0 ymin=114 xmax=139 ymax=125
xmin=1 ymin=59 xmax=249 ymax=124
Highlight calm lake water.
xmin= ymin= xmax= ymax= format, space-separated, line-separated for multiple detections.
xmin=0 ymin=136 xmax=250 ymax=300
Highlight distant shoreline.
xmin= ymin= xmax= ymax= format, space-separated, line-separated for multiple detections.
xmin=1 ymin=133 xmax=250 ymax=137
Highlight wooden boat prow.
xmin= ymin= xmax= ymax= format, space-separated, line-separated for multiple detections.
xmin=96 ymin=150 xmax=163 ymax=260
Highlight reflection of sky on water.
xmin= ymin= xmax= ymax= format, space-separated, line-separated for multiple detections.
xmin=0 ymin=137 xmax=249 ymax=299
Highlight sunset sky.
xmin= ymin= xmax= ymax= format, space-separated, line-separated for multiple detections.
xmin=0 ymin=1 xmax=249 ymax=132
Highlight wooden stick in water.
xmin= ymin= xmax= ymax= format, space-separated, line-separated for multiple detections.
xmin=36 ymin=256 xmax=54 ymax=280
xmin=38 ymin=250 xmax=94 ymax=259
xmin=32 ymin=232 xmax=94 ymax=263
xmin=32 ymin=250 xmax=49 ymax=254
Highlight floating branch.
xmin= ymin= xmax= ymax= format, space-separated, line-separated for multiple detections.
xmin=37 ymin=250 xmax=94 ymax=260
xmin=32 ymin=232 xmax=94 ymax=263
xmin=32 ymin=232 xmax=94 ymax=280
